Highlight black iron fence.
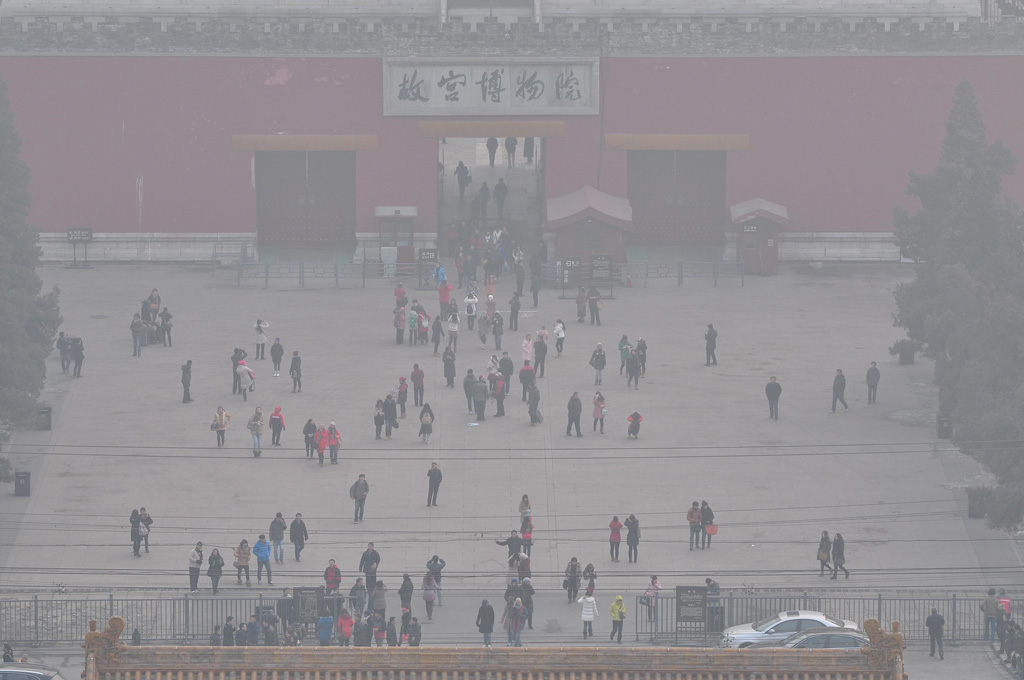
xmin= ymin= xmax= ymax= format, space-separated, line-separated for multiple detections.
xmin=0 ymin=591 xmax=1002 ymax=646
xmin=634 ymin=592 xmax=986 ymax=645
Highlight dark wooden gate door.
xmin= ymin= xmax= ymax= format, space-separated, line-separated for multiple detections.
xmin=255 ymin=150 xmax=356 ymax=246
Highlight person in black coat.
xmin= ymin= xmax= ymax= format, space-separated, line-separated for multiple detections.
xmin=302 ymin=419 xmax=317 ymax=457
xmin=499 ymin=352 xmax=514 ymax=397
xmin=181 ymin=360 xmax=193 ymax=403
xmin=765 ymin=376 xmax=781 ymax=420
xmin=270 ymin=338 xmax=285 ymax=377
xmin=486 ymin=137 xmax=499 ymax=167
xmin=442 ymin=347 xmax=457 ymax=388
xmin=476 ymin=599 xmax=495 ymax=647
xmin=463 ymin=369 xmax=476 ymax=414
xmin=704 ymin=324 xmax=718 ymax=366
xmin=566 ymin=392 xmax=583 ymax=437
xmin=831 ymin=369 xmax=848 ymax=413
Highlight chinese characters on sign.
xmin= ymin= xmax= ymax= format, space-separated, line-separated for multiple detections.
xmin=384 ymin=60 xmax=598 ymax=116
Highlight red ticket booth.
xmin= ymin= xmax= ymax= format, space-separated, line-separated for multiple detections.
xmin=730 ymin=198 xmax=788 ymax=276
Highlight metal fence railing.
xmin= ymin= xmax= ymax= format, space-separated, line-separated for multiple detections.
xmin=542 ymin=261 xmax=744 ymax=291
xmin=634 ymin=592 xmax=984 ymax=645
xmin=0 ymin=591 xmax=1001 ymax=646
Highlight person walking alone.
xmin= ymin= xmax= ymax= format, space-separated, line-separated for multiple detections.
xmin=566 ymin=392 xmax=583 ymax=437
xmin=350 ymin=474 xmax=370 ymax=523
xmin=303 ymin=418 xmax=316 ymax=457
xmin=207 ymin=548 xmax=225 ymax=594
xmin=253 ymin=320 xmax=269 ymax=360
xmin=609 ymin=595 xmax=626 ymax=643
xmin=181 ymin=360 xmax=193 ymax=403
xmin=592 ymin=392 xmax=606 ymax=434
xmin=290 ymin=513 xmax=308 ymax=561
xmin=765 ymin=376 xmax=781 ymax=420
xmin=830 ymin=369 xmax=848 ymax=413
xmin=212 ymin=406 xmax=230 ymax=447
xmin=289 ymin=351 xmax=302 ymax=393
xmin=704 ymin=324 xmax=717 ymax=366
xmin=477 ymin=600 xmax=495 ymax=648
xmin=270 ymin=338 xmax=284 ymax=377
xmin=247 ymin=407 xmax=264 ymax=456
xmin=590 ymin=343 xmax=606 ymax=385
xmin=269 ymin=406 xmax=286 ymax=446
xmin=426 ymin=462 xmax=442 ymax=506
xmin=866 ymin=361 xmax=881 ymax=404
xmin=578 ymin=590 xmax=598 ymax=639
xmin=419 ymin=404 xmax=434 ymax=444
xmin=926 ymin=608 xmax=945 ymax=660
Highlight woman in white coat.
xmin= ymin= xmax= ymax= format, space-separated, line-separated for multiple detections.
xmin=578 ymin=589 xmax=599 ymax=639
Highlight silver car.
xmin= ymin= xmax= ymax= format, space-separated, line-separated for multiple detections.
xmin=720 ymin=610 xmax=860 ymax=648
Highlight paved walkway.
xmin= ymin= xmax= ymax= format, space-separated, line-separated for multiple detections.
xmin=0 ymin=262 xmax=1018 ymax=674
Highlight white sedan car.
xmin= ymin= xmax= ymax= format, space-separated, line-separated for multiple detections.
xmin=720 ymin=610 xmax=860 ymax=648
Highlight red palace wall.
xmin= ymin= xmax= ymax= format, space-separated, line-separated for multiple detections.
xmin=1 ymin=54 xmax=1023 ymax=237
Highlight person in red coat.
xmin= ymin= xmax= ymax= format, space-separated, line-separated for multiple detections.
xmin=324 ymin=559 xmax=342 ymax=594
xmin=608 ymin=515 xmax=624 ymax=561
xmin=314 ymin=424 xmax=329 ymax=467
xmin=397 ymin=377 xmax=409 ymax=418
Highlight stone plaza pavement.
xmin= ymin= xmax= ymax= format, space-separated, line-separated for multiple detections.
xmin=1 ymin=262 xmax=1019 ymax=675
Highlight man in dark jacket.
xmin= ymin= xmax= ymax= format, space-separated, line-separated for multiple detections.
xmin=496 ymin=531 xmax=524 ymax=568
xmin=290 ymin=513 xmax=308 ymax=561
xmin=382 ymin=395 xmax=398 ymax=438
xmin=358 ymin=542 xmax=381 ymax=599
xmin=463 ymin=369 xmax=477 ymax=414
xmin=351 ymin=475 xmax=370 ymax=523
xmin=533 ymin=337 xmax=548 ymax=378
xmin=566 ymin=392 xmax=583 ymax=437
xmin=831 ymin=369 xmax=848 ymax=413
xmin=269 ymin=512 xmax=287 ymax=563
xmin=426 ymin=555 xmax=447 ymax=604
xmin=408 ymin=617 xmax=422 ymax=646
xmin=765 ymin=376 xmax=782 ymax=420
xmin=486 ymin=136 xmax=499 ymax=167
xmin=926 ymin=608 xmax=944 ymax=659
xmin=427 ymin=462 xmax=442 ymax=506
xmin=704 ymin=324 xmax=718 ymax=366
xmin=181 ymin=360 xmax=192 ymax=403
xmin=866 ymin=361 xmax=881 ymax=404
xmin=493 ymin=178 xmax=509 ymax=219
xmin=473 ymin=375 xmax=489 ymax=421
xmin=499 ymin=352 xmax=514 ymax=396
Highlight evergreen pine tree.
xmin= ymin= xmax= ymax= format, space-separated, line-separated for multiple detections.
xmin=0 ymin=74 xmax=62 ymax=425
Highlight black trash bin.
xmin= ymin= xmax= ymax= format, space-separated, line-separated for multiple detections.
xmin=38 ymin=406 xmax=52 ymax=431
xmin=937 ymin=416 xmax=952 ymax=440
xmin=14 ymin=470 xmax=30 ymax=496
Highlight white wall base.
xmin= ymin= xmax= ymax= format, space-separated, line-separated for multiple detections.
xmin=777 ymin=232 xmax=899 ymax=262
xmin=38 ymin=232 xmax=255 ymax=264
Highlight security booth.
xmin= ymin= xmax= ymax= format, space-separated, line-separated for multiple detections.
xmin=729 ymin=198 xmax=788 ymax=276
xmin=376 ymin=206 xmax=418 ymax=264
xmin=543 ymin=185 xmax=631 ymax=264
xmin=417 ymin=248 xmax=439 ymax=289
